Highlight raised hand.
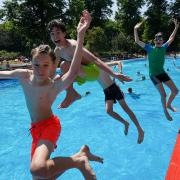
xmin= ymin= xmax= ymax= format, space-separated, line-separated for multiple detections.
xmin=134 ymin=22 xmax=143 ymax=30
xmin=173 ymin=19 xmax=179 ymax=28
xmin=77 ymin=10 xmax=92 ymax=35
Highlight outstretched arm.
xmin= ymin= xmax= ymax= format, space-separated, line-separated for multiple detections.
xmin=82 ymin=45 xmax=132 ymax=82
xmin=106 ymin=60 xmax=131 ymax=83
xmin=56 ymin=10 xmax=91 ymax=92
xmin=117 ymin=61 xmax=123 ymax=73
xmin=0 ymin=69 xmax=28 ymax=80
xmin=166 ymin=19 xmax=179 ymax=46
xmin=81 ymin=48 xmax=123 ymax=78
xmin=134 ymin=22 xmax=146 ymax=48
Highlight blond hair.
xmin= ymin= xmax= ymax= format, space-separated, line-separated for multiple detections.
xmin=31 ymin=45 xmax=56 ymax=64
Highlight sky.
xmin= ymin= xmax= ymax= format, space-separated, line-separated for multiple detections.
xmin=0 ymin=0 xmax=3 ymax=7
xmin=111 ymin=0 xmax=175 ymax=19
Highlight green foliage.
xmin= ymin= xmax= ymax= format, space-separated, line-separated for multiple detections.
xmin=143 ymin=0 xmax=169 ymax=40
xmin=0 ymin=22 xmax=26 ymax=52
xmin=115 ymin=0 xmax=145 ymax=36
xmin=168 ymin=0 xmax=180 ymax=51
xmin=103 ymin=20 xmax=119 ymax=48
xmin=1 ymin=21 xmax=13 ymax=30
xmin=84 ymin=0 xmax=113 ymax=27
xmin=86 ymin=27 xmax=109 ymax=53
xmin=0 ymin=0 xmax=179 ymax=54
xmin=66 ymin=0 xmax=85 ymax=30
xmin=169 ymin=0 xmax=180 ymax=20
xmin=0 ymin=0 xmax=66 ymax=51
xmin=0 ymin=50 xmax=20 ymax=60
xmin=112 ymin=31 xmax=139 ymax=54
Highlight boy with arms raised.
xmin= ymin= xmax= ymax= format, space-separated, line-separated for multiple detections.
xmin=134 ymin=19 xmax=179 ymax=121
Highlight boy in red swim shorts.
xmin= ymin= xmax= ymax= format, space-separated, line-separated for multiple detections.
xmin=0 ymin=10 xmax=103 ymax=180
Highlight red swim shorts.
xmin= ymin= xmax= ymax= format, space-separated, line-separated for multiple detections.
xmin=30 ymin=115 xmax=61 ymax=160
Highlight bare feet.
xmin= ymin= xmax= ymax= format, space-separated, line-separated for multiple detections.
xmin=54 ymin=145 xmax=102 ymax=179
xmin=58 ymin=90 xmax=81 ymax=108
xmin=124 ymin=122 xmax=129 ymax=136
xmin=74 ymin=145 xmax=103 ymax=180
xmin=164 ymin=110 xmax=173 ymax=121
xmin=167 ymin=104 xmax=177 ymax=112
xmin=78 ymin=156 xmax=97 ymax=180
xmin=78 ymin=145 xmax=103 ymax=164
xmin=137 ymin=129 xmax=144 ymax=144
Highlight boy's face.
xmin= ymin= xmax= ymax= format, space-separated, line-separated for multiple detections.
xmin=32 ymin=53 xmax=53 ymax=81
xmin=154 ymin=35 xmax=164 ymax=47
xmin=50 ymin=27 xmax=66 ymax=46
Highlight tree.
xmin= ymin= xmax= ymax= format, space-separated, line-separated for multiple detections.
xmin=143 ymin=0 xmax=169 ymax=41
xmin=169 ymin=0 xmax=180 ymax=21
xmin=0 ymin=0 xmax=66 ymax=50
xmin=0 ymin=21 xmax=25 ymax=52
xmin=65 ymin=0 xmax=85 ymax=31
xmin=103 ymin=20 xmax=119 ymax=50
xmin=115 ymin=0 xmax=145 ymax=36
xmin=168 ymin=0 xmax=180 ymax=51
xmin=85 ymin=0 xmax=113 ymax=27
xmin=86 ymin=27 xmax=109 ymax=54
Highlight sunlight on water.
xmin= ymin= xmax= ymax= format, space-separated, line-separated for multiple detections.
xmin=0 ymin=58 xmax=180 ymax=180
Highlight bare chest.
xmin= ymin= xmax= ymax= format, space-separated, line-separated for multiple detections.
xmin=60 ymin=46 xmax=74 ymax=61
xmin=22 ymin=81 xmax=56 ymax=106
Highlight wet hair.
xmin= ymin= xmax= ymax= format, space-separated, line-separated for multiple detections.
xmin=47 ymin=19 xmax=66 ymax=33
xmin=141 ymin=76 xmax=146 ymax=80
xmin=31 ymin=45 xmax=56 ymax=64
xmin=85 ymin=91 xmax=91 ymax=95
xmin=128 ymin=88 xmax=132 ymax=93
xmin=136 ymin=71 xmax=140 ymax=75
xmin=155 ymin=32 xmax=163 ymax=38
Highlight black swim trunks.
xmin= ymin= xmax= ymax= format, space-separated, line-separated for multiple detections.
xmin=103 ymin=83 xmax=124 ymax=103
xmin=150 ymin=73 xmax=171 ymax=86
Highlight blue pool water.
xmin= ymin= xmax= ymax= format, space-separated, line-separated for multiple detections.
xmin=0 ymin=58 xmax=180 ymax=180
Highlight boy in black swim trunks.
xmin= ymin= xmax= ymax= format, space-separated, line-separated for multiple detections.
xmin=98 ymin=70 xmax=144 ymax=144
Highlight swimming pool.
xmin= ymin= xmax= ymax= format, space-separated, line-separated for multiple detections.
xmin=0 ymin=58 xmax=179 ymax=180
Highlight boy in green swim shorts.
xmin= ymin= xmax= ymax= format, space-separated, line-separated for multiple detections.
xmin=134 ymin=19 xmax=179 ymax=121
xmin=48 ymin=18 xmax=132 ymax=109
xmin=48 ymin=19 xmax=144 ymax=144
